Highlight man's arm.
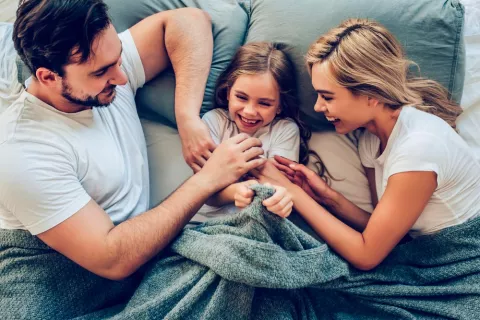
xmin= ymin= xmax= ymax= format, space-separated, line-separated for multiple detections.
xmin=37 ymin=134 xmax=266 ymax=280
xmin=129 ymin=8 xmax=216 ymax=171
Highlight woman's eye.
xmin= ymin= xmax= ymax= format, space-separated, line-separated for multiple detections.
xmin=236 ymin=95 xmax=247 ymax=100
xmin=259 ymin=102 xmax=271 ymax=107
xmin=322 ymin=95 xmax=332 ymax=101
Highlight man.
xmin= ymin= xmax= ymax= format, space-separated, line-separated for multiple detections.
xmin=0 ymin=0 xmax=265 ymax=280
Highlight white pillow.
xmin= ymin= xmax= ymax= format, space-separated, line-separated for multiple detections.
xmin=458 ymin=0 xmax=480 ymax=161
xmin=0 ymin=22 xmax=23 ymax=114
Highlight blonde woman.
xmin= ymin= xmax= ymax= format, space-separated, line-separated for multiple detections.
xmin=254 ymin=18 xmax=480 ymax=270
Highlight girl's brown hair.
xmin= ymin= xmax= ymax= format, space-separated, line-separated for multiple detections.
xmin=215 ymin=42 xmax=316 ymax=166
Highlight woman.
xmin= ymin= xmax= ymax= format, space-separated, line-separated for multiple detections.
xmin=253 ymin=18 xmax=480 ymax=271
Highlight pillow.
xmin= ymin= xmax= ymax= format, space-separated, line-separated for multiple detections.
xmin=103 ymin=0 xmax=249 ymax=127
xmin=246 ymin=0 xmax=465 ymax=131
xmin=457 ymin=0 xmax=480 ymax=161
xmin=0 ymin=23 xmax=23 ymax=115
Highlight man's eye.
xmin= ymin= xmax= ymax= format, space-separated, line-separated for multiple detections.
xmin=94 ymin=70 xmax=107 ymax=77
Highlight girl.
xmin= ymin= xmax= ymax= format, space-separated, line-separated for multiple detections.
xmin=254 ymin=18 xmax=480 ymax=270
xmin=191 ymin=42 xmax=316 ymax=223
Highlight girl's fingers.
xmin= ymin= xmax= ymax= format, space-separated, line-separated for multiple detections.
xmin=280 ymin=201 xmax=294 ymax=218
xmin=268 ymin=194 xmax=292 ymax=213
xmin=235 ymin=200 xmax=248 ymax=208
xmin=262 ymin=186 xmax=285 ymax=207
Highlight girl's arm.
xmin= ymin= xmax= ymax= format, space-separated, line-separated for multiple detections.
xmin=289 ymin=170 xmax=437 ymax=270
xmin=205 ymin=180 xmax=258 ymax=207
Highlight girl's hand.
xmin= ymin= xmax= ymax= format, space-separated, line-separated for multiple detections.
xmin=234 ymin=180 xmax=258 ymax=208
xmin=262 ymin=183 xmax=293 ymax=218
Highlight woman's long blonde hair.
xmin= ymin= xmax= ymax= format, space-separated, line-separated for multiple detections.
xmin=306 ymin=18 xmax=462 ymax=128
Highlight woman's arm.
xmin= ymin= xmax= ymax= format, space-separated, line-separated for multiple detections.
xmin=289 ymin=170 xmax=437 ymax=270
xmin=275 ymin=156 xmax=372 ymax=231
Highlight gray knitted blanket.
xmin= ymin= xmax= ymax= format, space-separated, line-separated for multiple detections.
xmin=1 ymin=185 xmax=480 ymax=319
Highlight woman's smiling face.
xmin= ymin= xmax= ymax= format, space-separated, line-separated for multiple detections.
xmin=228 ymin=72 xmax=280 ymax=135
xmin=311 ymin=63 xmax=374 ymax=134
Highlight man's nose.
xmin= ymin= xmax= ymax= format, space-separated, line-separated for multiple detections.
xmin=109 ymin=67 xmax=128 ymax=86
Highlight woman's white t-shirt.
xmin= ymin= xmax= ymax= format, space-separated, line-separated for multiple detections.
xmin=359 ymin=106 xmax=480 ymax=237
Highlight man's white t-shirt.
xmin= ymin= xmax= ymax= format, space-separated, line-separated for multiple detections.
xmin=190 ymin=108 xmax=300 ymax=224
xmin=0 ymin=30 xmax=149 ymax=235
xmin=359 ymin=106 xmax=480 ymax=237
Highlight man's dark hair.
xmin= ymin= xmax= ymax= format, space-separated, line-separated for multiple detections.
xmin=13 ymin=0 xmax=111 ymax=77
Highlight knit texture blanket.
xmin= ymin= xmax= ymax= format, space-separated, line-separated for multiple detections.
xmin=1 ymin=185 xmax=480 ymax=319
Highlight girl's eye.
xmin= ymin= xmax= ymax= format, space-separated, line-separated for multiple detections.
xmin=322 ymin=95 xmax=333 ymax=101
xmin=259 ymin=102 xmax=271 ymax=107
xmin=236 ymin=95 xmax=247 ymax=101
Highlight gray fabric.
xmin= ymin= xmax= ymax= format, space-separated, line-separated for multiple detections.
xmin=1 ymin=185 xmax=480 ymax=319
xmin=246 ymin=0 xmax=466 ymax=131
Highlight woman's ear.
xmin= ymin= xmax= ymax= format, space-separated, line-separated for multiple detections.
xmin=367 ymin=96 xmax=380 ymax=108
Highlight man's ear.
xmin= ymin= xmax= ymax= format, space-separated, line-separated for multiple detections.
xmin=35 ymin=67 xmax=61 ymax=88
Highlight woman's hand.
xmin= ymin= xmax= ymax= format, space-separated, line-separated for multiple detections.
xmin=273 ymin=155 xmax=336 ymax=207
xmin=250 ymin=159 xmax=293 ymax=188
xmin=234 ymin=180 xmax=258 ymax=208
xmin=262 ymin=183 xmax=293 ymax=218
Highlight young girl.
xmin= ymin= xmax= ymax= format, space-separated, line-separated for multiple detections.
xmin=190 ymin=42 xmax=314 ymax=223
xmin=254 ymin=19 xmax=480 ymax=270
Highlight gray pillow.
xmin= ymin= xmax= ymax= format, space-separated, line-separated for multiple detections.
xmin=104 ymin=0 xmax=248 ymax=127
xmin=245 ymin=0 xmax=465 ymax=131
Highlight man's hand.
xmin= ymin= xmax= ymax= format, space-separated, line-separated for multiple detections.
xmin=178 ymin=117 xmax=217 ymax=172
xmin=199 ymin=133 xmax=266 ymax=191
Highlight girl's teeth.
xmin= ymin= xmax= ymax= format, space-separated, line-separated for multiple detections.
xmin=242 ymin=116 xmax=258 ymax=124
xmin=326 ymin=116 xmax=339 ymax=121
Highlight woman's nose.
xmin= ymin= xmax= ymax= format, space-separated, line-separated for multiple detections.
xmin=314 ymin=99 xmax=327 ymax=113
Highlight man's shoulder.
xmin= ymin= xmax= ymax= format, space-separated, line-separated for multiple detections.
xmin=0 ymin=92 xmax=30 ymax=145
xmin=0 ymin=94 xmax=75 ymax=156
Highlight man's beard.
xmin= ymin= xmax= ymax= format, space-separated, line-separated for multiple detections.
xmin=61 ymin=80 xmax=116 ymax=108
